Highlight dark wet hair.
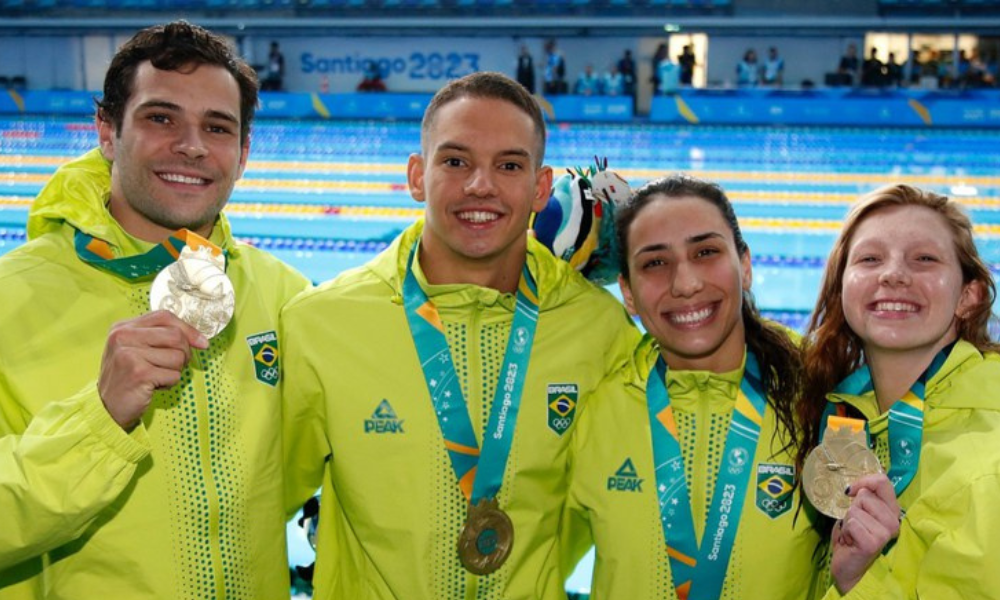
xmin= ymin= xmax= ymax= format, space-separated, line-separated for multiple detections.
xmin=97 ymin=20 xmax=258 ymax=145
xmin=616 ymin=173 xmax=802 ymax=456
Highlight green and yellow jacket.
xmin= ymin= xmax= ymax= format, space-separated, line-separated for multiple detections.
xmin=281 ymin=220 xmax=639 ymax=599
xmin=565 ymin=335 xmax=823 ymax=600
xmin=822 ymin=340 xmax=1000 ymax=600
xmin=0 ymin=149 xmax=309 ymax=600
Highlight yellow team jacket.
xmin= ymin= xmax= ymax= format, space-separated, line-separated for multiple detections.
xmin=281 ymin=220 xmax=639 ymax=599
xmin=565 ymin=335 xmax=823 ymax=599
xmin=822 ymin=340 xmax=1000 ymax=600
xmin=0 ymin=149 xmax=310 ymax=599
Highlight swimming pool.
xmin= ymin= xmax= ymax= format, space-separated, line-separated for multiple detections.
xmin=4 ymin=115 xmax=1000 ymax=331
xmin=3 ymin=114 xmax=1000 ymax=595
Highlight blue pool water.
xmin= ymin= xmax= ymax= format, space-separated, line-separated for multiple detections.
xmin=3 ymin=115 xmax=1000 ymax=595
xmin=4 ymin=116 xmax=1000 ymax=330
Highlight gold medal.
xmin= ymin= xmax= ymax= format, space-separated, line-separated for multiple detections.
xmin=803 ymin=416 xmax=883 ymax=518
xmin=149 ymin=245 xmax=235 ymax=339
xmin=457 ymin=497 xmax=514 ymax=575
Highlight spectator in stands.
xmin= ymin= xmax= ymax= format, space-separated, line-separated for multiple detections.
xmin=678 ymin=44 xmax=696 ymax=86
xmin=357 ymin=60 xmax=387 ymax=92
xmin=862 ymin=47 xmax=885 ymax=87
xmin=838 ymin=43 xmax=861 ymax=86
xmin=617 ymin=49 xmax=636 ymax=100
xmin=736 ymin=48 xmax=761 ymax=87
xmin=956 ymin=49 xmax=971 ymax=85
xmin=961 ymin=51 xmax=992 ymax=89
xmin=515 ymin=44 xmax=535 ymax=94
xmin=603 ymin=64 xmax=624 ymax=96
xmin=984 ymin=54 xmax=999 ymax=87
xmin=650 ymin=43 xmax=668 ymax=98
xmin=763 ymin=46 xmax=784 ymax=87
xmin=886 ymin=52 xmax=904 ymax=88
xmin=543 ymin=39 xmax=567 ymax=95
xmin=0 ymin=20 xmax=309 ymax=600
xmin=575 ymin=64 xmax=601 ymax=96
xmin=917 ymin=49 xmax=941 ymax=88
xmin=657 ymin=55 xmax=681 ymax=95
xmin=262 ymin=40 xmax=285 ymax=91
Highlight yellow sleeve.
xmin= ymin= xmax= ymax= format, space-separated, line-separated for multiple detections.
xmin=0 ymin=384 xmax=149 ymax=568
xmin=819 ymin=558 xmax=898 ymax=600
xmin=558 ymin=378 xmax=599 ymax=580
xmin=823 ymin=472 xmax=1000 ymax=600
xmin=914 ymin=472 xmax=1000 ymax=600
xmin=280 ymin=302 xmax=333 ymax=519
xmin=605 ymin=308 xmax=642 ymax=377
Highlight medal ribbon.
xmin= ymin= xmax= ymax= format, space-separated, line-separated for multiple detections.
xmin=402 ymin=245 xmax=539 ymax=505
xmin=646 ymin=351 xmax=767 ymax=600
xmin=74 ymin=228 xmax=223 ymax=281
xmin=824 ymin=345 xmax=951 ymax=496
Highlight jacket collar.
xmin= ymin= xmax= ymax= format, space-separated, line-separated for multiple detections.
xmin=28 ymin=148 xmax=237 ymax=257
xmin=828 ymin=339 xmax=992 ymax=416
xmin=372 ymin=219 xmax=576 ymax=310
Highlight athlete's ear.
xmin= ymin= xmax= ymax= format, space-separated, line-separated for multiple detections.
xmin=619 ymin=274 xmax=637 ymax=316
xmin=532 ymin=165 xmax=553 ymax=213
xmin=97 ymin=114 xmax=117 ymax=162
xmin=408 ymin=153 xmax=426 ymax=203
xmin=740 ymin=246 xmax=752 ymax=291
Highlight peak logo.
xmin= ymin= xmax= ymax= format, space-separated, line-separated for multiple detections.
xmin=365 ymin=400 xmax=405 ymax=434
xmin=607 ymin=458 xmax=644 ymax=492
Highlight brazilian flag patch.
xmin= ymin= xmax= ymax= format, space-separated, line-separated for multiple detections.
xmin=546 ymin=383 xmax=578 ymax=436
xmin=756 ymin=463 xmax=795 ymax=519
xmin=246 ymin=330 xmax=280 ymax=387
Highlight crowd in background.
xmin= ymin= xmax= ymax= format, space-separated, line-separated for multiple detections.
xmin=509 ymin=37 xmax=1000 ymax=100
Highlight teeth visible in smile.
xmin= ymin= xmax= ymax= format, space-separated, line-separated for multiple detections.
xmin=874 ymin=302 xmax=917 ymax=312
xmin=670 ymin=306 xmax=714 ymax=324
xmin=160 ymin=173 xmax=207 ymax=185
xmin=458 ymin=211 xmax=498 ymax=224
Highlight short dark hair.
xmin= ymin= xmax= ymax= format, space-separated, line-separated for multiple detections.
xmin=421 ymin=71 xmax=546 ymax=165
xmin=97 ymin=20 xmax=258 ymax=145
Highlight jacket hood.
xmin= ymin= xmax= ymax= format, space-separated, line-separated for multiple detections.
xmin=27 ymin=148 xmax=235 ymax=252
xmin=916 ymin=340 xmax=1000 ymax=412
xmin=365 ymin=219 xmax=589 ymax=310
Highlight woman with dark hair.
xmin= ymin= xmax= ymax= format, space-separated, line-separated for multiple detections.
xmin=798 ymin=184 xmax=1000 ymax=598
xmin=562 ymin=174 xmax=822 ymax=599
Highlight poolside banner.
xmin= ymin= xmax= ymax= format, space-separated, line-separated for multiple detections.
xmin=650 ymin=89 xmax=1000 ymax=128
xmin=4 ymin=89 xmax=999 ymax=128
xmin=0 ymin=91 xmax=95 ymax=115
xmin=256 ymin=92 xmax=633 ymax=122
xmin=536 ymin=95 xmax=633 ymax=122
xmin=257 ymin=92 xmax=431 ymax=120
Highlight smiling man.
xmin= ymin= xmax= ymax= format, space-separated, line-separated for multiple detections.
xmin=281 ymin=72 xmax=638 ymax=599
xmin=0 ymin=21 xmax=309 ymax=600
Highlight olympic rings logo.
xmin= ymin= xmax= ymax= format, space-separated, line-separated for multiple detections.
xmin=758 ymin=497 xmax=788 ymax=512
xmin=260 ymin=367 xmax=279 ymax=381
xmin=551 ymin=417 xmax=573 ymax=430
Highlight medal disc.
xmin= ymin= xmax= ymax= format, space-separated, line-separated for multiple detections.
xmin=150 ymin=247 xmax=234 ymax=339
xmin=803 ymin=436 xmax=883 ymax=519
xmin=457 ymin=498 xmax=514 ymax=575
